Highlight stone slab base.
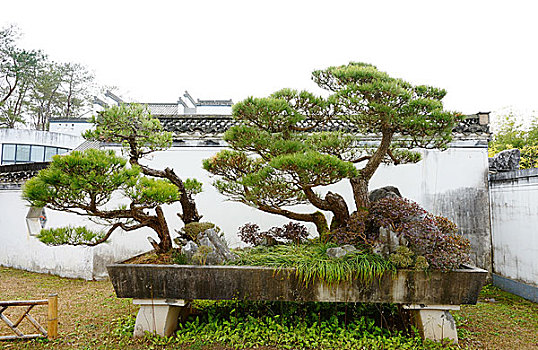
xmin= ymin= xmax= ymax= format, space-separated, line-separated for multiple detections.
xmin=132 ymin=299 xmax=187 ymax=337
xmin=404 ymin=304 xmax=460 ymax=343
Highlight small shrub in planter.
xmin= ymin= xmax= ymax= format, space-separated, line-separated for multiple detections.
xmin=238 ymin=222 xmax=309 ymax=246
xmin=368 ymin=197 xmax=471 ymax=270
xmin=234 ymin=196 xmax=471 ymax=279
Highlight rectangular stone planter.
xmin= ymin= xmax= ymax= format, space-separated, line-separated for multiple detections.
xmin=107 ymin=264 xmax=487 ymax=343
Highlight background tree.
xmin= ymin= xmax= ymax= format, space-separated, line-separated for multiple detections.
xmin=489 ymin=113 xmax=538 ymax=169
xmin=27 ymin=61 xmax=63 ymax=130
xmin=1 ymin=25 xmax=95 ymax=129
xmin=204 ymin=62 xmax=461 ymax=238
xmin=22 ymin=149 xmax=180 ymax=253
xmin=59 ymin=62 xmax=94 ymax=118
xmin=0 ymin=25 xmax=42 ymax=128
xmin=27 ymin=61 xmax=94 ymax=130
xmin=84 ymin=104 xmax=203 ymax=225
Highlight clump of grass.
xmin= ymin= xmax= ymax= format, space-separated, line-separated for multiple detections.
xmin=229 ymin=243 xmax=394 ymax=285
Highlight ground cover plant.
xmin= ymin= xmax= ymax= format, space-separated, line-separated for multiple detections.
xmin=2 ymin=267 xmax=537 ymax=349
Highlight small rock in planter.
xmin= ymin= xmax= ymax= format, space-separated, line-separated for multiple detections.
xmin=326 ymin=244 xmax=357 ymax=259
xmin=369 ymin=186 xmax=402 ymax=203
xmin=196 ymin=228 xmax=238 ymax=264
xmin=181 ymin=240 xmax=199 ymax=262
xmin=372 ymin=227 xmax=408 ymax=257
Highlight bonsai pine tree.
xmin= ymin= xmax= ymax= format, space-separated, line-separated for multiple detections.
xmin=84 ymin=104 xmax=203 ymax=224
xmin=204 ymin=62 xmax=462 ymax=238
xmin=22 ymin=149 xmax=180 ymax=253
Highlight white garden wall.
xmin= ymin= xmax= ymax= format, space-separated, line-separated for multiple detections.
xmin=0 ymin=143 xmax=492 ymax=279
xmin=489 ymin=169 xmax=538 ymax=290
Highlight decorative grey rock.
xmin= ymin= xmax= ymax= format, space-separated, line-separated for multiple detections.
xmin=326 ymin=245 xmax=357 ymax=259
xmin=196 ymin=228 xmax=238 ymax=264
xmin=341 ymin=244 xmax=357 ymax=253
xmin=181 ymin=241 xmax=198 ymax=261
xmin=489 ymin=149 xmax=520 ymax=172
xmin=373 ymin=227 xmax=408 ymax=257
xmin=369 ymin=186 xmax=402 ymax=203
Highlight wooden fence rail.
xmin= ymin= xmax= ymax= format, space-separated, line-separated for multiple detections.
xmin=0 ymin=294 xmax=57 ymax=341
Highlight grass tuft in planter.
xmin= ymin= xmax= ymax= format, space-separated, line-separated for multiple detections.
xmin=229 ymin=243 xmax=394 ymax=285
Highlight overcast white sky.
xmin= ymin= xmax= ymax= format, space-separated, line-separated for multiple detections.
xmin=2 ymin=0 xmax=537 ymax=122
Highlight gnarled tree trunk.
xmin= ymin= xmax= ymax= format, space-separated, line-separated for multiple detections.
xmin=351 ymin=128 xmax=393 ymax=209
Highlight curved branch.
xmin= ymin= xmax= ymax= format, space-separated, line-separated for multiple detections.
xmin=351 ymin=155 xmax=372 ymax=164
xmin=257 ymin=204 xmax=329 ymax=235
xmin=83 ymin=222 xmax=122 ymax=246
xmin=129 ymin=158 xmax=202 ymax=224
xmin=302 ymin=187 xmax=332 ymax=211
xmin=387 ymin=148 xmax=400 ymax=165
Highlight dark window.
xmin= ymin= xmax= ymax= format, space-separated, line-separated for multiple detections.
xmin=16 ymin=145 xmax=31 ymax=162
xmin=31 ymin=146 xmax=45 ymax=162
xmin=1 ymin=144 xmax=70 ymax=164
xmin=2 ymin=144 xmax=16 ymax=161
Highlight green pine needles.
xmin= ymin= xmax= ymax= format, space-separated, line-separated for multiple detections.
xmin=37 ymin=226 xmax=105 ymax=246
xmin=229 ymin=243 xmax=394 ymax=285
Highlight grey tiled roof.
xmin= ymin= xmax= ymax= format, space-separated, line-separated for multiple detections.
xmin=146 ymin=103 xmax=179 ymax=116
xmin=196 ymin=99 xmax=233 ymax=106
xmin=159 ymin=116 xmax=237 ymax=135
xmin=72 ymin=140 xmax=101 ymax=152
xmin=157 ymin=114 xmax=490 ymax=138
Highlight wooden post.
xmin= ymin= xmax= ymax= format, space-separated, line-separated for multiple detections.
xmin=47 ymin=294 xmax=58 ymax=339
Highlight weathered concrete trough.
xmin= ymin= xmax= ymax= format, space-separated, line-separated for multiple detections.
xmin=107 ymin=264 xmax=487 ymax=343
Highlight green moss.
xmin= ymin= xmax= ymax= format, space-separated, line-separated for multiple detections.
xmin=180 ymin=222 xmax=221 ymax=241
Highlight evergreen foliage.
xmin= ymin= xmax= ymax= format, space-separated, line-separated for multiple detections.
xmin=22 ymin=149 xmax=180 ymax=252
xmin=84 ymin=104 xmax=203 ymax=225
xmin=204 ymin=62 xmax=462 ymax=237
xmin=38 ymin=226 xmax=105 ymax=246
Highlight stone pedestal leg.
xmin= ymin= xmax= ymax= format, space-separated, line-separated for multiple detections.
xmin=404 ymin=304 xmax=460 ymax=343
xmin=132 ymin=299 xmax=187 ymax=338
